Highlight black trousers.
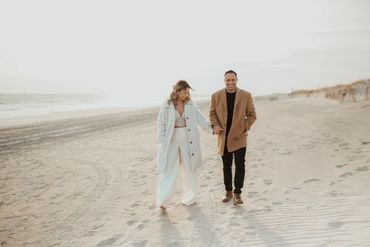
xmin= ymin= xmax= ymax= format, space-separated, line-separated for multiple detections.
xmin=222 ymin=145 xmax=246 ymax=194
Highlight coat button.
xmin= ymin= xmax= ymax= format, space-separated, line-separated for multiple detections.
xmin=186 ymin=117 xmax=189 ymax=119
xmin=190 ymin=141 xmax=192 ymax=144
xmin=192 ymin=153 xmax=194 ymax=156
xmin=188 ymin=129 xmax=190 ymax=132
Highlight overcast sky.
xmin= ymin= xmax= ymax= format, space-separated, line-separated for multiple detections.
xmin=1 ymin=0 xmax=370 ymax=105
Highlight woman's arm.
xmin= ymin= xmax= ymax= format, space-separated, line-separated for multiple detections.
xmin=194 ymin=102 xmax=213 ymax=134
xmin=157 ymin=105 xmax=167 ymax=143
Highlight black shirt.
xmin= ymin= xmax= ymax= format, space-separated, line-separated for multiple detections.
xmin=226 ymin=90 xmax=236 ymax=137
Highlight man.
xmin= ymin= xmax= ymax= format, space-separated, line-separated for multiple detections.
xmin=209 ymin=70 xmax=256 ymax=204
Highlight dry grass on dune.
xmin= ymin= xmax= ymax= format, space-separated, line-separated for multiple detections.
xmin=289 ymin=78 xmax=370 ymax=103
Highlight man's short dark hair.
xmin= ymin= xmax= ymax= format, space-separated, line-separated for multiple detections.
xmin=224 ymin=70 xmax=237 ymax=77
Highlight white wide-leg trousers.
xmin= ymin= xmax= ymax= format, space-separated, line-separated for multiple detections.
xmin=157 ymin=128 xmax=197 ymax=207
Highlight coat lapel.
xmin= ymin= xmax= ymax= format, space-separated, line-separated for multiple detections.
xmin=184 ymin=100 xmax=192 ymax=117
xmin=220 ymin=89 xmax=227 ymax=110
xmin=234 ymin=87 xmax=242 ymax=108
xmin=169 ymin=102 xmax=176 ymax=119
xmin=231 ymin=88 xmax=242 ymax=125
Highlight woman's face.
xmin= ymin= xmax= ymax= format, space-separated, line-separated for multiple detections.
xmin=178 ymin=88 xmax=190 ymax=101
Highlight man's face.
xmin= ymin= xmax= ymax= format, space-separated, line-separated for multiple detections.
xmin=178 ymin=88 xmax=190 ymax=101
xmin=224 ymin=73 xmax=237 ymax=92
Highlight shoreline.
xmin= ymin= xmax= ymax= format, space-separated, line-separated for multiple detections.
xmin=0 ymin=106 xmax=148 ymax=129
xmin=0 ymin=99 xmax=212 ymax=129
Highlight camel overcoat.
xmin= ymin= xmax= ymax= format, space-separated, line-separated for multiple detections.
xmin=209 ymin=88 xmax=257 ymax=154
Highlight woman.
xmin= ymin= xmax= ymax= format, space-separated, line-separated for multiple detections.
xmin=156 ymin=80 xmax=213 ymax=212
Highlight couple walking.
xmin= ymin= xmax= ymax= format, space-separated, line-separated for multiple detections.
xmin=156 ymin=70 xmax=257 ymax=212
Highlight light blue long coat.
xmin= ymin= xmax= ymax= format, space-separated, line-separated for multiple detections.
xmin=157 ymin=100 xmax=213 ymax=173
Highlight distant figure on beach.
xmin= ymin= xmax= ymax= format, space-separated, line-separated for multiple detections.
xmin=209 ymin=70 xmax=257 ymax=205
xmin=156 ymin=80 xmax=213 ymax=212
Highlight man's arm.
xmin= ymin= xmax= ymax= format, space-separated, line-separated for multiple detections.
xmin=209 ymin=94 xmax=220 ymax=127
xmin=209 ymin=94 xmax=223 ymax=134
xmin=245 ymin=94 xmax=257 ymax=131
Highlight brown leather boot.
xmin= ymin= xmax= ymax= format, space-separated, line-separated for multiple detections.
xmin=222 ymin=191 xmax=233 ymax=202
xmin=234 ymin=193 xmax=243 ymax=205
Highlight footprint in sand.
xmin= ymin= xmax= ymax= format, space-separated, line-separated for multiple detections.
xmin=127 ymin=220 xmax=138 ymax=226
xmin=263 ymin=179 xmax=272 ymax=185
xmin=186 ymin=215 xmax=195 ymax=221
xmin=336 ymin=164 xmax=348 ymax=168
xmin=272 ymin=201 xmax=283 ymax=205
xmin=254 ymin=198 xmax=268 ymax=203
xmin=263 ymin=206 xmax=273 ymax=213
xmin=229 ymin=222 xmax=240 ymax=227
xmin=303 ymin=178 xmax=320 ymax=183
xmin=136 ymin=223 xmax=146 ymax=230
xmin=143 ymin=190 xmax=151 ymax=196
xmin=328 ymin=220 xmax=346 ymax=229
xmin=131 ymin=240 xmax=148 ymax=247
xmin=329 ymin=191 xmax=343 ymax=197
xmin=96 ymin=234 xmax=123 ymax=247
xmin=355 ymin=166 xmax=369 ymax=172
xmin=338 ymin=142 xmax=349 ymax=147
xmin=92 ymin=224 xmax=105 ymax=230
xmin=247 ymin=191 xmax=258 ymax=198
xmin=329 ymin=179 xmax=343 ymax=186
xmin=339 ymin=172 xmax=353 ymax=178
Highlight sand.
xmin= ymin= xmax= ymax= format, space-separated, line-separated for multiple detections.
xmin=1 ymin=96 xmax=370 ymax=246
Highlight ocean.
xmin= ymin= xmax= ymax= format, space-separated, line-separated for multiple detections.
xmin=0 ymin=94 xmax=110 ymax=119
xmin=0 ymin=93 xmax=211 ymax=119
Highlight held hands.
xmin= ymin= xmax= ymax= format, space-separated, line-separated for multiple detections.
xmin=213 ymin=125 xmax=223 ymax=135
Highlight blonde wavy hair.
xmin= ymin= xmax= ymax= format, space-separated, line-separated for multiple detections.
xmin=167 ymin=80 xmax=193 ymax=105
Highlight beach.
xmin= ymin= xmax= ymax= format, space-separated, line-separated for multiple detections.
xmin=1 ymin=96 xmax=370 ymax=246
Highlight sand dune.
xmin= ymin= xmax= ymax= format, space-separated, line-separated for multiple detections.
xmin=1 ymin=97 xmax=370 ymax=246
xmin=289 ymin=78 xmax=370 ymax=104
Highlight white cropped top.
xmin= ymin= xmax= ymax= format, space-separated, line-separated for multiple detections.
xmin=175 ymin=111 xmax=186 ymax=127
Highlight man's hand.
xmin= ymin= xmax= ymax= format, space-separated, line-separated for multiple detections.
xmin=213 ymin=125 xmax=223 ymax=135
xmin=243 ymin=121 xmax=250 ymax=136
